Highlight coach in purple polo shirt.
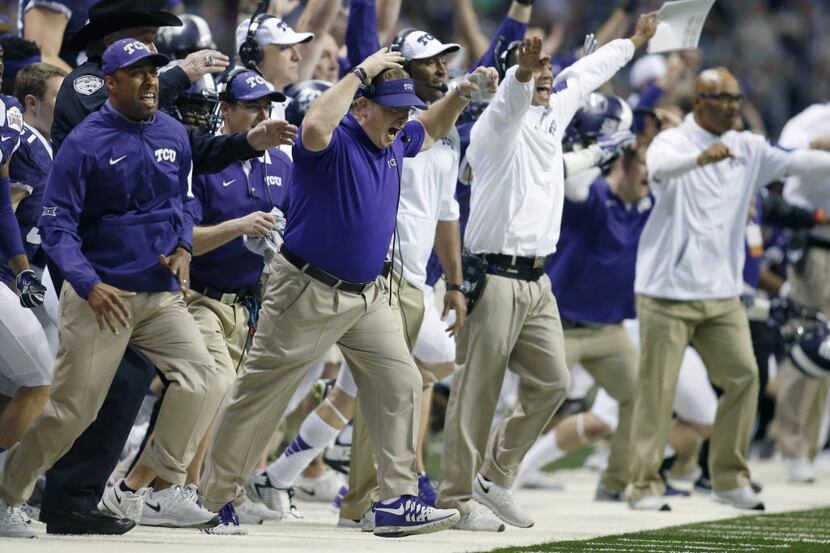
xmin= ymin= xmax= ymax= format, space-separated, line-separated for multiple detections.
xmin=200 ymin=48 xmax=497 ymax=537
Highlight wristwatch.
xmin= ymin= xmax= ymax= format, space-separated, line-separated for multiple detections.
xmin=446 ymin=283 xmax=465 ymax=293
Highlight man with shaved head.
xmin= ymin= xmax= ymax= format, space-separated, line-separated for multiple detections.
xmin=628 ymin=66 xmax=830 ymax=512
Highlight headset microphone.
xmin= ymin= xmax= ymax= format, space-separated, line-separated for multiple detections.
xmin=413 ymin=81 xmax=449 ymax=94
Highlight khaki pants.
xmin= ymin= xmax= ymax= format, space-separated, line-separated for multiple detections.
xmin=187 ymin=292 xmax=250 ymax=382
xmin=437 ymin=274 xmax=570 ymax=515
xmin=199 ymin=255 xmax=422 ymax=511
xmin=564 ymin=323 xmax=639 ymax=493
xmin=776 ymin=247 xmax=830 ymax=460
xmin=627 ymin=295 xmax=758 ymax=501
xmin=0 ymin=287 xmax=220 ymax=505
xmin=340 ymin=271 xmax=425 ymax=520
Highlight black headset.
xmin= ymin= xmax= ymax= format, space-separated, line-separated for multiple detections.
xmin=219 ymin=67 xmax=249 ymax=102
xmin=390 ymin=27 xmax=417 ymax=64
xmin=238 ymin=1 xmax=271 ymax=72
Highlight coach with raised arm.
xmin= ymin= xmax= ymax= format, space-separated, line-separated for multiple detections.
xmin=199 ymin=47 xmax=495 ymax=537
xmin=436 ymin=13 xmax=659 ymax=530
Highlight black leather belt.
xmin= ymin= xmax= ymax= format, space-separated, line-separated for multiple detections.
xmin=485 ymin=253 xmax=547 ymax=282
xmin=561 ymin=318 xmax=606 ymax=330
xmin=190 ymin=277 xmax=255 ymax=304
xmin=281 ymin=246 xmax=390 ymax=294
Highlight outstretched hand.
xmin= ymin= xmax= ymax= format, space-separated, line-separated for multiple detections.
xmin=247 ymin=119 xmax=299 ymax=151
xmin=516 ymin=37 xmax=550 ymax=79
xmin=630 ymin=11 xmax=659 ymax=50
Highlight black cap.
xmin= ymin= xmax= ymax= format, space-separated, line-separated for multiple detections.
xmin=69 ymin=0 xmax=183 ymax=51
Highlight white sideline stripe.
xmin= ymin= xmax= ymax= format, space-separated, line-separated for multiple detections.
xmin=682 ymin=528 xmax=830 ymax=542
xmin=618 ymin=537 xmax=768 ymax=546
xmin=617 ymin=538 xmax=771 ymax=549
xmin=686 ymin=523 xmax=830 ymax=535
xmin=544 ymin=542 xmax=772 ymax=553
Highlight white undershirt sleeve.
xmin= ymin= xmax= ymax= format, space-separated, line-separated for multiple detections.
xmin=563 ymin=148 xmax=601 ymax=179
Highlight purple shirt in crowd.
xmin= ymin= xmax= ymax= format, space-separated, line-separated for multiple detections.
xmin=0 ymin=124 xmax=53 ymax=285
xmin=187 ymin=149 xmax=292 ymax=291
xmin=284 ymin=113 xmax=425 ymax=283
xmin=548 ymin=177 xmax=653 ymax=324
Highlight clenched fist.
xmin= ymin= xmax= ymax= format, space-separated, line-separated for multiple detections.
xmin=697 ymin=142 xmax=734 ymax=166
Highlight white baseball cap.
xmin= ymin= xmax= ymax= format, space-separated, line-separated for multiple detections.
xmin=630 ymin=54 xmax=667 ymax=89
xmin=399 ymin=30 xmax=460 ymax=62
xmin=235 ymin=16 xmax=314 ymax=53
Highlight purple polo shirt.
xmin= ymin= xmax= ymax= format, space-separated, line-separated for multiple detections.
xmin=284 ymin=113 xmax=425 ymax=282
xmin=548 ymin=178 xmax=653 ymax=324
xmin=187 ymin=148 xmax=292 ymax=291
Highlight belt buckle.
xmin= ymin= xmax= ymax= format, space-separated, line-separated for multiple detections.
xmin=533 ymin=256 xmax=545 ymax=269
xmin=220 ymin=292 xmax=237 ymax=305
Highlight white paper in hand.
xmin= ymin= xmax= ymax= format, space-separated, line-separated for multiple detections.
xmin=648 ymin=0 xmax=716 ymax=54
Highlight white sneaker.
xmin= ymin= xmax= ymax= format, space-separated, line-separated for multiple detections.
xmin=294 ymin=470 xmax=342 ymax=503
xmin=0 ymin=500 xmax=35 ymax=538
xmin=516 ymin=469 xmax=564 ymax=490
xmin=336 ymin=507 xmax=373 ymax=531
xmin=141 ymin=486 xmax=219 ymax=528
xmin=628 ymin=495 xmax=671 ymax=511
xmin=472 ymin=473 xmax=533 ymax=528
xmin=235 ymin=496 xmax=281 ymax=524
xmin=101 ymin=479 xmax=147 ymax=523
xmin=783 ymin=457 xmax=816 ymax=483
xmin=452 ymin=510 xmax=505 ymax=532
xmin=247 ymin=471 xmax=303 ymax=519
xmin=360 ymin=508 xmax=374 ymax=532
xmin=714 ymin=486 xmax=765 ymax=511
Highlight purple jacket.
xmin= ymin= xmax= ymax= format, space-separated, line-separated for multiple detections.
xmin=39 ymin=101 xmax=193 ymax=299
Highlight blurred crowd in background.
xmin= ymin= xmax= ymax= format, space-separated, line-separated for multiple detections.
xmin=4 ymin=0 xmax=828 ymax=137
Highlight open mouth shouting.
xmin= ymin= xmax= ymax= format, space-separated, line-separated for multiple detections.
xmin=387 ymin=124 xmax=403 ymax=141
xmin=535 ymin=77 xmax=552 ymax=102
xmin=139 ymin=87 xmax=157 ymax=109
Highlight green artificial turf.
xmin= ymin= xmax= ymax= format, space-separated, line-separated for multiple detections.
xmin=485 ymin=508 xmax=830 ymax=553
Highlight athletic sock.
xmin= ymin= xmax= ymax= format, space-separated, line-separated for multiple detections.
xmin=659 ymin=454 xmax=678 ymax=476
xmin=519 ymin=430 xmax=565 ymax=476
xmin=267 ymin=411 xmax=340 ymax=489
xmin=119 ymin=480 xmax=138 ymax=494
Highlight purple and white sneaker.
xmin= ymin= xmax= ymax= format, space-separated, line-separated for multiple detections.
xmin=202 ymin=503 xmax=246 ymax=535
xmin=417 ymin=472 xmax=438 ymax=507
xmin=372 ymin=494 xmax=459 ymax=537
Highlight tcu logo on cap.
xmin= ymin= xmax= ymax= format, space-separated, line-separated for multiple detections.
xmin=417 ymin=33 xmax=435 ymax=46
xmin=155 ymin=148 xmax=177 ymax=163
xmin=275 ymin=19 xmax=289 ymax=32
xmin=246 ymin=75 xmax=267 ymax=88
xmin=123 ymin=41 xmax=149 ymax=55
xmin=404 ymin=83 xmax=414 ymax=91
